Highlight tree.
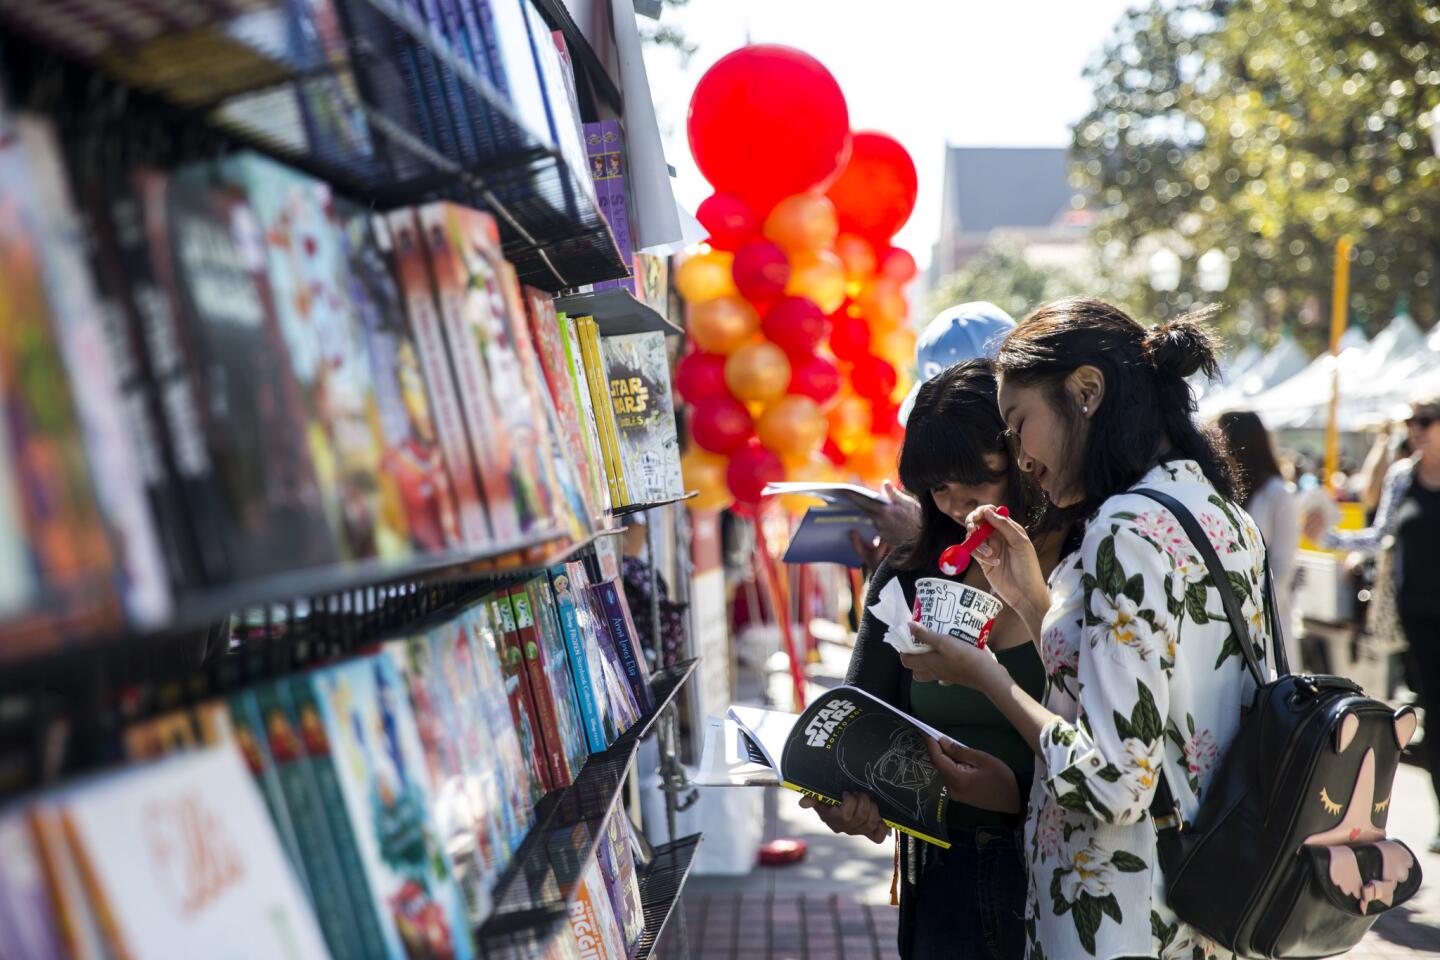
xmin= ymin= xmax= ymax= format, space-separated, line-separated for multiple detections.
xmin=928 ymin=242 xmax=1091 ymax=322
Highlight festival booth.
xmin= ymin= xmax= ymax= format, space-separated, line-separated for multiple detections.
xmin=1198 ymin=334 xmax=1309 ymax=418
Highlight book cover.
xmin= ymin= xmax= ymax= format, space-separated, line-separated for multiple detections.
xmin=154 ymin=168 xmax=339 ymax=580
xmin=0 ymin=808 xmax=66 ymax=960
xmin=584 ymin=122 xmax=614 ymax=257
xmin=590 ymin=578 xmax=656 ymax=713
xmin=549 ymin=562 xmax=613 ymax=751
xmin=383 ymin=208 xmax=492 ymax=546
xmin=594 ymin=809 xmax=643 ymax=953
xmin=309 ymin=656 xmax=475 ymax=960
xmin=493 ymin=592 xmax=554 ymax=798
xmin=602 ymin=331 xmax=685 ymax=503
xmin=558 ymin=313 xmax=611 ymax=515
xmin=57 ymin=748 xmax=331 ymax=959
xmin=459 ymin=600 xmax=536 ymax=849
xmin=327 ymin=0 xmax=427 ymax=180
xmin=588 ymin=121 xmax=634 ymax=294
xmin=531 ymin=573 xmax=595 ymax=772
xmin=576 ymin=316 xmax=631 ymax=506
xmin=415 ymin=0 xmax=481 ymax=165
xmin=550 ymin=31 xmax=597 ymax=206
xmin=577 ymin=575 xmax=642 ymax=735
xmin=780 ymin=507 xmax=878 ymax=568
xmin=524 ymin=290 xmax=593 ymax=518
xmin=219 ymin=152 xmax=399 ymax=563
xmin=288 ymin=0 xmax=375 ymax=161
xmin=253 ymin=681 xmax=367 ymax=960
xmin=340 ymin=204 xmax=459 ymax=555
xmin=564 ymin=856 xmax=627 ymax=960
xmin=417 ymin=202 xmax=522 ymax=542
xmin=17 ymin=116 xmax=172 ymax=630
xmin=28 ymin=802 xmax=111 ymax=960
xmin=520 ymin=0 xmax=584 ymax=221
xmin=228 ymin=690 xmax=309 ymax=901
xmin=474 ymin=0 xmax=555 ymax=149
xmin=510 ymin=584 xmax=574 ymax=789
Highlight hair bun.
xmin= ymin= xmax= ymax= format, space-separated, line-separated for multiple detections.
xmin=1143 ymin=307 xmax=1222 ymax=380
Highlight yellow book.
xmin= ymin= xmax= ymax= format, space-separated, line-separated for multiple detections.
xmin=577 ymin=317 xmax=630 ymax=506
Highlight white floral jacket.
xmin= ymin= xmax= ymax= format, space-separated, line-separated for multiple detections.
xmin=1025 ymin=460 xmax=1273 ymax=960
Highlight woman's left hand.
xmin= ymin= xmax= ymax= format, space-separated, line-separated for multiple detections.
xmin=900 ymin=623 xmax=1008 ymax=691
xmin=925 ymin=738 xmax=1021 ymax=813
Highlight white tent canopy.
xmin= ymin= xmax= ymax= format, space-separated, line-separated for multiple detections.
xmin=1243 ymin=327 xmax=1370 ymax=430
xmin=1327 ymin=312 xmax=1435 ymax=427
xmin=1198 ymin=335 xmax=1309 ymax=417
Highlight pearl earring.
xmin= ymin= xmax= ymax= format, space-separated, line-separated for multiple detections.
xmin=1082 ymin=404 xmax=1089 ymax=414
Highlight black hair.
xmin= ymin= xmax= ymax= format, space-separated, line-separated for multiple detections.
xmin=892 ymin=359 xmax=1043 ymax=571
xmin=994 ymin=297 xmax=1235 ymax=519
xmin=1216 ymin=410 xmax=1282 ymax=507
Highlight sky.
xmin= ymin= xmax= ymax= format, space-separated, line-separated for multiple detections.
xmin=641 ymin=0 xmax=1136 ymax=271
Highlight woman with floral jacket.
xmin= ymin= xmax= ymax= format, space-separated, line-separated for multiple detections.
xmin=904 ymin=299 xmax=1275 ymax=960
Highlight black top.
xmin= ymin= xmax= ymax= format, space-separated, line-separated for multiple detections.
xmin=1397 ymin=473 xmax=1440 ymax=612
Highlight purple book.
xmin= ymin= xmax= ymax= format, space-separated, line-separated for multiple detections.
xmin=588 ymin=578 xmax=655 ymax=713
xmin=586 ymin=120 xmax=635 ymax=293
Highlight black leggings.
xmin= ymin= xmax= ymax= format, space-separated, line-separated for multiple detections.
xmin=1401 ymin=603 xmax=1440 ymax=809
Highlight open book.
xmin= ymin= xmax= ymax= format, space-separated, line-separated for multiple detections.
xmin=760 ymin=481 xmax=885 ymax=504
xmin=696 ymin=687 xmax=953 ymax=848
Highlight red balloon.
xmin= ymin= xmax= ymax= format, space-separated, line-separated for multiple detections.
xmin=726 ymin=440 xmax=785 ymax=505
xmin=828 ymin=310 xmax=873 ymax=363
xmin=825 ymin=132 xmax=918 ymax=244
xmin=760 ymin=296 xmax=828 ymax=359
xmin=732 ymin=241 xmax=792 ymax=304
xmin=789 ymin=355 xmax=842 ymax=406
xmin=691 ymin=395 xmax=754 ymax=455
xmin=851 ymin=354 xmax=898 ymax=402
xmin=871 ymin=400 xmax=901 ymax=436
xmin=822 ymin=435 xmax=846 ymax=466
xmin=674 ymin=351 xmax=728 ymax=405
xmin=688 ymin=46 xmax=851 ymax=215
xmin=879 ymin=246 xmax=918 ymax=284
xmin=697 ymin=193 xmax=759 ymax=252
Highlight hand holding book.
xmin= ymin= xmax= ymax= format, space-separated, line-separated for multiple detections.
xmin=798 ymin=792 xmax=889 ymax=844
xmin=924 ymin=737 xmax=1022 ymax=815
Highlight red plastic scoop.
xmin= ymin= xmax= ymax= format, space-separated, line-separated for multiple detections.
xmin=938 ymin=505 xmax=1010 ymax=576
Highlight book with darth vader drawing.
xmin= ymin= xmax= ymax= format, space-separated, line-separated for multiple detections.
xmin=696 ymin=687 xmax=954 ymax=847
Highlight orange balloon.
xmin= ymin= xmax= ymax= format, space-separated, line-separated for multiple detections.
xmin=763 ymin=194 xmax=839 ymax=254
xmin=689 ymin=296 xmax=759 ymax=354
xmin=826 ymin=393 xmax=872 ymax=455
xmin=780 ymin=456 xmax=838 ymax=516
xmin=848 ymin=435 xmax=901 ymax=485
xmin=834 ymin=232 xmax=877 ymax=281
xmin=757 ymin=395 xmax=826 ymax=461
xmin=856 ymin=277 xmax=907 ymax=330
xmin=676 ymin=250 xmax=738 ymax=303
xmin=724 ymin=342 xmax=792 ymax=405
xmin=874 ymin=327 xmax=917 ymax=370
xmin=785 ymin=250 xmax=847 ymax=314
xmin=681 ymin=447 xmax=733 ymax=511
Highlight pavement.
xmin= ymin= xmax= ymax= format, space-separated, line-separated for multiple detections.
xmin=677 ymin=639 xmax=1440 ymax=959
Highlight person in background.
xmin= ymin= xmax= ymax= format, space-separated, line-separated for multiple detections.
xmin=849 ymin=302 xmax=1018 ymax=568
xmin=809 ymin=360 xmax=1070 ymax=960
xmin=1218 ymin=410 xmax=1301 ymax=670
xmin=1304 ymin=395 xmax=1440 ymax=851
xmin=620 ymin=517 xmax=687 ymax=668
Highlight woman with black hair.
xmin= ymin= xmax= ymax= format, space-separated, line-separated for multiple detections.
xmin=801 ymin=359 xmax=1071 ymax=960
xmin=902 ymin=299 xmax=1276 ymax=960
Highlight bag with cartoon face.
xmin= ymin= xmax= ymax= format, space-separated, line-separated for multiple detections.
xmin=1137 ymin=490 xmax=1421 ymax=959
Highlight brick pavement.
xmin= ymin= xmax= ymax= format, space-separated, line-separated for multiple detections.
xmin=682 ymin=892 xmax=899 ymax=960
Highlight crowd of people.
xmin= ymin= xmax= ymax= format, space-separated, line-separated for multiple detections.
xmin=799 ymin=297 xmax=1440 ymax=960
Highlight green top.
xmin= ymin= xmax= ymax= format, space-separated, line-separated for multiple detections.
xmin=910 ymin=643 xmax=1045 ymax=827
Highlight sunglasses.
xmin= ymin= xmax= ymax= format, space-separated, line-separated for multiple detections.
xmin=1408 ymin=415 xmax=1437 ymax=429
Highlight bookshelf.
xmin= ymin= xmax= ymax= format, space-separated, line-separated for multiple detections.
xmin=609 ymin=491 xmax=701 ymax=519
xmin=633 ymin=834 xmax=704 ymax=960
xmin=555 ymin=287 xmax=683 ymax=338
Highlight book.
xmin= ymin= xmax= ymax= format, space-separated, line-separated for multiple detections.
xmin=575 ymin=316 xmax=631 ymax=505
xmin=524 ymin=289 xmax=596 ymax=521
xmin=384 ymin=208 xmax=493 ymax=546
xmin=219 ymin=152 xmax=400 ymax=562
xmin=28 ymin=800 xmax=111 ymax=959
xmin=16 ymin=116 xmax=172 ymax=630
xmin=564 ymin=856 xmax=628 ymax=960
xmin=760 ymin=481 xmax=886 ymax=504
xmin=150 ymin=167 xmax=338 ymax=581
xmin=573 ymin=565 xmax=641 ymax=737
xmin=558 ymin=313 xmax=611 ymax=515
xmin=309 ymin=656 xmax=475 ymax=960
xmin=594 ymin=809 xmax=643 ymax=954
xmin=586 ymin=121 xmax=634 ymax=294
xmin=289 ymin=0 xmax=375 ymax=161
xmin=253 ymin=681 xmax=368 ymax=960
xmin=417 ymin=202 xmax=522 ymax=542
xmin=549 ymin=563 xmax=613 ymax=752
xmin=56 ymin=747 xmax=331 ymax=959
xmin=341 ymin=204 xmax=460 ymax=554
xmin=228 ymin=690 xmax=310 ymax=902
xmin=549 ymin=31 xmax=598 ymax=206
xmin=491 ymin=592 xmax=552 ymax=800
xmin=510 ymin=584 xmax=574 ymax=788
xmin=0 ymin=808 xmax=66 ymax=959
xmin=602 ymin=332 xmax=685 ymax=503
xmin=528 ymin=576 xmax=591 ymax=774
xmin=588 ymin=578 xmax=655 ymax=715
xmin=780 ymin=507 xmax=878 ymax=568
xmin=698 ymin=687 xmax=953 ymax=848
xmin=474 ymin=0 xmax=555 ymax=150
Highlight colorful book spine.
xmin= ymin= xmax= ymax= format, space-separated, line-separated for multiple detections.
xmin=384 ymin=209 xmax=493 ymax=546
xmin=595 ymin=809 xmax=644 ymax=953
xmin=400 ymin=0 xmax=463 ymax=161
xmin=252 ymin=683 xmax=365 ymax=960
xmin=510 ymin=585 xmax=573 ymax=788
xmin=0 ymin=809 xmax=65 ymax=959
xmin=587 ymin=120 xmax=634 ymax=293
xmin=559 ymin=313 xmax=611 ymax=515
xmin=228 ymin=691 xmax=309 ymax=899
xmin=566 ymin=856 xmax=628 ymax=960
xmin=548 ymin=563 xmax=608 ymax=752
xmin=524 ymin=290 xmax=593 ymax=520
xmin=491 ymin=592 xmax=551 ymax=800
xmin=590 ymin=579 xmax=656 ymax=713
xmin=417 ymin=0 xmax=481 ymax=164
xmin=530 ymin=574 xmax=592 ymax=775
xmin=576 ymin=316 xmax=631 ymax=506
xmin=461 ymin=600 xmax=535 ymax=848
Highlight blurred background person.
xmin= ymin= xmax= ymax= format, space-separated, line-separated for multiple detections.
xmin=1305 ymin=396 xmax=1440 ymax=851
xmin=1218 ymin=410 xmax=1301 ymax=670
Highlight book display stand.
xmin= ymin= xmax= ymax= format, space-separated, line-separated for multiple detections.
xmin=0 ymin=0 xmax=701 ymax=956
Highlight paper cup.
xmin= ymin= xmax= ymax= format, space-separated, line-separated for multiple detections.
xmin=913 ymin=578 xmax=1004 ymax=647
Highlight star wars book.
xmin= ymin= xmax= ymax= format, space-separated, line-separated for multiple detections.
xmin=698 ymin=687 xmax=953 ymax=848
xmin=600 ymin=331 xmax=684 ymax=503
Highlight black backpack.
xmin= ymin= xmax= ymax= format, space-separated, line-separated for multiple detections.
xmin=1134 ymin=489 xmax=1421 ymax=960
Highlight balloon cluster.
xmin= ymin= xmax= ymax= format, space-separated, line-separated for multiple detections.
xmin=674 ymin=45 xmax=919 ymax=513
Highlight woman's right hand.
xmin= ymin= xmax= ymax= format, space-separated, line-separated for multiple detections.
xmin=799 ymin=791 xmax=889 ymax=844
xmin=964 ymin=504 xmax=1050 ymax=630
